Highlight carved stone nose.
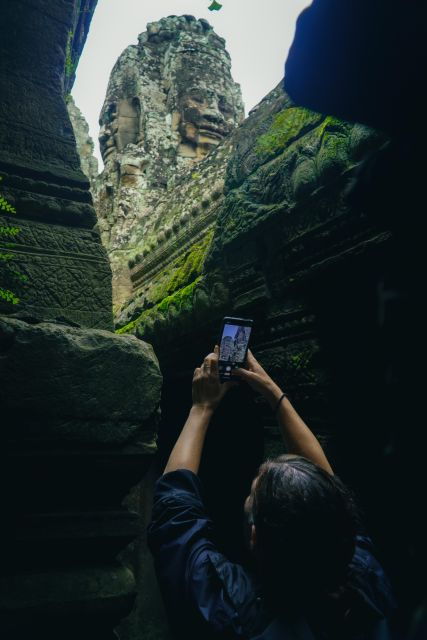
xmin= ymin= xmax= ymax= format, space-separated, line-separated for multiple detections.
xmin=203 ymin=110 xmax=224 ymax=125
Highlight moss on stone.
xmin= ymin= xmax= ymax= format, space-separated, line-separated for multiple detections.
xmin=315 ymin=117 xmax=351 ymax=178
xmin=64 ymin=30 xmax=77 ymax=79
xmin=289 ymin=353 xmax=304 ymax=367
xmin=158 ymin=277 xmax=199 ymax=313
xmin=256 ymin=109 xmax=348 ymax=160
xmin=256 ymin=107 xmax=324 ymax=155
xmin=116 ymin=277 xmax=202 ymax=336
xmin=315 ymin=115 xmax=346 ymax=138
xmin=147 ymin=230 xmax=213 ymax=304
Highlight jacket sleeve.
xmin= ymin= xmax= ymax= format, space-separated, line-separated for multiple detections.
xmin=147 ymin=469 xmax=260 ymax=636
xmin=350 ymin=535 xmax=397 ymax=619
xmin=147 ymin=468 xmax=215 ymax=587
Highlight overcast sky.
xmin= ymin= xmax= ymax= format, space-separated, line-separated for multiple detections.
xmin=72 ymin=0 xmax=311 ymax=167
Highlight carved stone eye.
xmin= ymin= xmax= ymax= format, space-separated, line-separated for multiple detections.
xmin=189 ymin=95 xmax=204 ymax=105
xmin=218 ymin=97 xmax=232 ymax=115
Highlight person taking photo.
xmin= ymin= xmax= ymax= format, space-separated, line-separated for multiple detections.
xmin=148 ymin=347 xmax=395 ymax=640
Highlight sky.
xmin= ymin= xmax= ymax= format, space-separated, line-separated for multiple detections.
xmin=222 ymin=324 xmax=251 ymax=341
xmin=72 ymin=0 xmax=311 ymax=168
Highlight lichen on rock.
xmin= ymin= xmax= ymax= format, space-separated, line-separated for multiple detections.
xmin=93 ymin=15 xmax=244 ymax=309
xmin=113 ymin=77 xmax=386 ymax=360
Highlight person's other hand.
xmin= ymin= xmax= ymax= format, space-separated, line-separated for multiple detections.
xmin=192 ymin=346 xmax=235 ymax=411
xmin=232 ymin=350 xmax=283 ymax=407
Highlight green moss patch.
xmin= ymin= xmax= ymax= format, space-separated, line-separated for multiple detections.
xmin=116 ymin=277 xmax=202 ymax=336
xmin=256 ymin=107 xmax=324 ymax=155
xmin=147 ymin=230 xmax=213 ymax=305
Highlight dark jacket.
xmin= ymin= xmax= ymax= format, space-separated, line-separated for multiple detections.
xmin=147 ymin=469 xmax=395 ymax=640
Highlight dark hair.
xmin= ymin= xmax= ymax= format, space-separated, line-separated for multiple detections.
xmin=252 ymin=455 xmax=361 ymax=613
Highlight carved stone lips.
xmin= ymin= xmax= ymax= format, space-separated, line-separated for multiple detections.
xmin=199 ymin=124 xmax=225 ymax=139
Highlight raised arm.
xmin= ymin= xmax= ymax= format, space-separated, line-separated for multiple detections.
xmin=233 ymin=351 xmax=333 ymax=475
xmin=163 ymin=346 xmax=233 ymax=475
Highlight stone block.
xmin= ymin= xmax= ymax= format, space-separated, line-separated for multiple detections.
xmin=0 ymin=315 xmax=162 ymax=446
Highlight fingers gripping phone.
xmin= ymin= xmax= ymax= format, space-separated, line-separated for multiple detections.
xmin=218 ymin=316 xmax=253 ymax=382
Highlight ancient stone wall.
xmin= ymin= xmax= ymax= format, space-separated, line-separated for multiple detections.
xmin=0 ymin=3 xmax=163 ymax=638
xmin=0 ymin=0 xmax=111 ymax=329
xmin=284 ymin=2 xmax=427 ymax=631
xmin=62 ymin=5 xmax=421 ymax=637
xmin=116 ymin=85 xmax=387 ymax=375
xmin=94 ymin=15 xmax=244 ymax=310
xmin=67 ymin=95 xmax=99 ymax=189
xmin=113 ymin=81 xmax=392 ymax=638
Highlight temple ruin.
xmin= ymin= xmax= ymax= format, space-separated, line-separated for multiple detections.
xmin=1 ymin=2 xmax=421 ymax=639
xmin=93 ymin=15 xmax=244 ymax=309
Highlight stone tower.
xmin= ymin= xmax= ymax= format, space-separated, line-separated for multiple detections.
xmin=95 ymin=15 xmax=244 ymax=308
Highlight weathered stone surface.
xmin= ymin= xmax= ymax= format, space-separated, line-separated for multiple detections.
xmin=0 ymin=315 xmax=161 ymax=446
xmin=0 ymin=0 xmax=111 ymax=330
xmin=0 ymin=212 xmax=113 ymax=328
xmin=112 ymin=81 xmax=394 ymax=640
xmin=94 ymin=16 xmax=243 ymax=309
xmin=111 ymin=80 xmax=390 ymax=640
xmin=1 ymin=313 xmax=162 ymax=638
xmin=0 ymin=566 xmax=136 ymax=631
xmin=285 ymin=3 xmax=427 ymax=633
xmin=67 ymin=95 xmax=99 ymax=188
xmin=0 ymin=3 xmax=163 ymax=638
xmin=63 ymin=1 xmax=99 ymax=96
xmin=116 ymin=84 xmax=386 ymax=353
xmin=114 ymin=137 xmax=232 ymax=328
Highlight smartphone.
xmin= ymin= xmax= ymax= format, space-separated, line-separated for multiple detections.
xmin=218 ymin=316 xmax=253 ymax=382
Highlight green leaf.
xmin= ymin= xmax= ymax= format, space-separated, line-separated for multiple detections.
xmin=208 ymin=1 xmax=223 ymax=11
xmin=0 ymin=178 xmax=23 ymax=303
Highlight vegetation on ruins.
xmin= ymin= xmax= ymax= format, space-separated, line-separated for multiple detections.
xmin=65 ymin=30 xmax=78 ymax=81
xmin=116 ymin=277 xmax=202 ymax=336
xmin=0 ymin=178 xmax=27 ymax=304
xmin=256 ymin=108 xmax=350 ymax=157
xmin=208 ymin=1 xmax=223 ymax=10
xmin=117 ymin=231 xmax=215 ymax=336
xmin=148 ymin=231 xmax=214 ymax=303
xmin=256 ymin=108 xmax=323 ymax=155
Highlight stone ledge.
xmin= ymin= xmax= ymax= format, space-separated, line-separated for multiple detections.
xmin=0 ymin=315 xmax=162 ymax=445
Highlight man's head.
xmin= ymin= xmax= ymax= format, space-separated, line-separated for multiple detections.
xmin=244 ymin=455 xmax=359 ymax=609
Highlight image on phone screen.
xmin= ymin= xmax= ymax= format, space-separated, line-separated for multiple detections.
xmin=219 ymin=323 xmax=252 ymax=380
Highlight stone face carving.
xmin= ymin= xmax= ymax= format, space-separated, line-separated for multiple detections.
xmin=116 ymin=81 xmax=389 ymax=460
xmin=94 ymin=15 xmax=244 ymax=309
xmin=99 ymin=16 xmax=242 ymax=169
xmin=116 ymin=84 xmax=387 ymax=343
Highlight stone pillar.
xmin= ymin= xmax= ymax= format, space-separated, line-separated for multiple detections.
xmin=0 ymin=2 xmax=163 ymax=638
xmin=0 ymin=0 xmax=111 ymax=330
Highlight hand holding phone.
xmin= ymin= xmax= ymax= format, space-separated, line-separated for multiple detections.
xmin=218 ymin=316 xmax=253 ymax=382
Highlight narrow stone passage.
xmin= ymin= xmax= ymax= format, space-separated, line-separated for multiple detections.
xmin=1 ymin=2 xmax=424 ymax=639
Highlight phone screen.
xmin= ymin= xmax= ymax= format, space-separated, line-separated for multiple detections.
xmin=219 ymin=322 xmax=252 ymax=380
